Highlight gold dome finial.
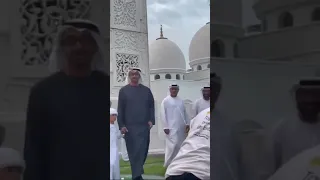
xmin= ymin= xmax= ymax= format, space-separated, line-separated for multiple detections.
xmin=160 ymin=24 xmax=163 ymax=38
xmin=156 ymin=24 xmax=167 ymax=40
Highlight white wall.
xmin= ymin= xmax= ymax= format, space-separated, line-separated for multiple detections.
xmin=239 ymin=23 xmax=320 ymax=61
xmin=184 ymin=69 xmax=210 ymax=81
xmin=212 ymin=58 xmax=320 ymax=129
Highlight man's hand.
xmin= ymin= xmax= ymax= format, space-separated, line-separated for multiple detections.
xmin=148 ymin=121 xmax=153 ymax=129
xmin=164 ymin=129 xmax=170 ymax=135
xmin=121 ymin=127 xmax=128 ymax=134
xmin=185 ymin=125 xmax=190 ymax=133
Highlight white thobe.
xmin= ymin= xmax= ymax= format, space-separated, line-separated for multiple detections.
xmin=191 ymin=98 xmax=210 ymax=118
xmin=271 ymin=116 xmax=320 ymax=173
xmin=268 ymin=144 xmax=320 ymax=180
xmin=165 ymin=108 xmax=210 ymax=180
xmin=161 ymin=96 xmax=188 ymax=167
xmin=110 ymin=124 xmax=121 ymax=180
xmin=120 ymin=138 xmax=129 ymax=161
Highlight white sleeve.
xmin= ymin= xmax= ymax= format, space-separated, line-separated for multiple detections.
xmin=189 ymin=109 xmax=204 ymax=130
xmin=183 ymin=105 xmax=190 ymax=125
xmin=117 ymin=129 xmax=122 ymax=139
xmin=189 ymin=117 xmax=196 ymax=129
xmin=160 ymin=99 xmax=168 ymax=129
xmin=191 ymin=100 xmax=198 ymax=119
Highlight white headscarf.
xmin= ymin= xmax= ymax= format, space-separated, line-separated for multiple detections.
xmin=201 ymin=86 xmax=210 ymax=91
xmin=48 ymin=19 xmax=108 ymax=74
xmin=110 ymin=108 xmax=118 ymax=115
xmin=125 ymin=67 xmax=144 ymax=84
xmin=0 ymin=147 xmax=24 ymax=169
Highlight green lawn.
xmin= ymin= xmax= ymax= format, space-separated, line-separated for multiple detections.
xmin=120 ymin=155 xmax=166 ymax=177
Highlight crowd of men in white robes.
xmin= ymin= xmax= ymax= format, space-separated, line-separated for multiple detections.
xmin=160 ymin=84 xmax=210 ymax=168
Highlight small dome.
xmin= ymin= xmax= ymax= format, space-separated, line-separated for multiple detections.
xmin=149 ymin=25 xmax=186 ymax=70
xmin=189 ymin=23 xmax=210 ymax=62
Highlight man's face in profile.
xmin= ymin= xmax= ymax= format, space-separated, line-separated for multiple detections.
xmin=60 ymin=28 xmax=98 ymax=66
xmin=296 ymin=88 xmax=320 ymax=123
xmin=0 ymin=167 xmax=23 ymax=180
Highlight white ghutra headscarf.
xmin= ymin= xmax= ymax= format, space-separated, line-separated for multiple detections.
xmin=110 ymin=108 xmax=118 ymax=116
xmin=0 ymin=147 xmax=24 ymax=169
xmin=48 ymin=19 xmax=108 ymax=74
xmin=125 ymin=67 xmax=144 ymax=85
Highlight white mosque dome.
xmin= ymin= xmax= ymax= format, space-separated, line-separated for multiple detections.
xmin=149 ymin=26 xmax=186 ymax=70
xmin=189 ymin=23 xmax=210 ymax=62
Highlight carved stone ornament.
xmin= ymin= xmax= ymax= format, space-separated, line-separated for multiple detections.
xmin=113 ymin=29 xmax=147 ymax=52
xmin=19 ymin=0 xmax=91 ymax=66
xmin=115 ymin=53 xmax=139 ymax=82
xmin=113 ymin=0 xmax=137 ymax=28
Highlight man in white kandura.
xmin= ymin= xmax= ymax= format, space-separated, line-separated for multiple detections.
xmin=160 ymin=84 xmax=189 ymax=167
xmin=269 ymin=79 xmax=320 ymax=176
xmin=110 ymin=108 xmax=122 ymax=180
xmin=191 ymin=86 xmax=210 ymax=118
xmin=165 ymin=108 xmax=210 ymax=180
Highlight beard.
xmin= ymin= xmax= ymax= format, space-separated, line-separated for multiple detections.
xmin=298 ymin=106 xmax=320 ymax=123
xmin=203 ymin=94 xmax=210 ymax=100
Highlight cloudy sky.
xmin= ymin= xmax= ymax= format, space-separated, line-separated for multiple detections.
xmin=146 ymin=0 xmax=260 ymax=67
xmin=147 ymin=0 xmax=210 ymax=67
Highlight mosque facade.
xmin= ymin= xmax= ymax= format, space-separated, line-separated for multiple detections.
xmin=146 ymin=0 xmax=320 ymax=162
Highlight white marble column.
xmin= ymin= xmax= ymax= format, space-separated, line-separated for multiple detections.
xmin=110 ymin=0 xmax=150 ymax=92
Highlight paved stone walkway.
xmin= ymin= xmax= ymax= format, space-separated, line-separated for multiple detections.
xmin=121 ymin=174 xmax=164 ymax=179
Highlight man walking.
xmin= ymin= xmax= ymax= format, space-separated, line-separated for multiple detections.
xmin=160 ymin=84 xmax=189 ymax=167
xmin=117 ymin=67 xmax=155 ymax=180
xmin=23 ymin=19 xmax=110 ymax=180
xmin=191 ymin=86 xmax=210 ymax=118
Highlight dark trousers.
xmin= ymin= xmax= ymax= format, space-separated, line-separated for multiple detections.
xmin=166 ymin=173 xmax=201 ymax=180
